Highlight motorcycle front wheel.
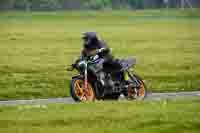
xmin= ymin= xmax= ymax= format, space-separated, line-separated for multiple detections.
xmin=70 ymin=77 xmax=96 ymax=102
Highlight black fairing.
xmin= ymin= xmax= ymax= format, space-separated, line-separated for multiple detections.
xmin=103 ymin=58 xmax=136 ymax=73
xmin=103 ymin=61 xmax=122 ymax=73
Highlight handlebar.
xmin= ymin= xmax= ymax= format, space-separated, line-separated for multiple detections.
xmin=66 ymin=65 xmax=75 ymax=71
xmin=67 ymin=48 xmax=108 ymax=72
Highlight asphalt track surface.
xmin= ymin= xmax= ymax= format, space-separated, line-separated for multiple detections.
xmin=0 ymin=91 xmax=200 ymax=106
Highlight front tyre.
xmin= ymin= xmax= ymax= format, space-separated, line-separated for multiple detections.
xmin=70 ymin=77 xmax=96 ymax=102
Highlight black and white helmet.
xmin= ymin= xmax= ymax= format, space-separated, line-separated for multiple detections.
xmin=82 ymin=32 xmax=99 ymax=49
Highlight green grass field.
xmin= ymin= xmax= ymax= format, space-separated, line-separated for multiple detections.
xmin=0 ymin=10 xmax=200 ymax=100
xmin=0 ymin=98 xmax=200 ymax=133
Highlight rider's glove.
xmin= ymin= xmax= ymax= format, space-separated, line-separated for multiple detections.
xmin=72 ymin=63 xmax=76 ymax=68
xmin=93 ymin=55 xmax=99 ymax=60
xmin=97 ymin=48 xmax=106 ymax=53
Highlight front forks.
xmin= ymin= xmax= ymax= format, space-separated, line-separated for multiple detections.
xmin=84 ymin=63 xmax=88 ymax=90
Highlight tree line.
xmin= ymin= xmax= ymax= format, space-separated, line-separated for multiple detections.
xmin=0 ymin=0 xmax=143 ymax=11
xmin=0 ymin=0 xmax=200 ymax=11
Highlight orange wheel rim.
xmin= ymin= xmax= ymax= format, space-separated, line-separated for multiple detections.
xmin=138 ymin=83 xmax=145 ymax=97
xmin=74 ymin=80 xmax=95 ymax=101
xmin=74 ymin=80 xmax=84 ymax=98
xmin=128 ymin=87 xmax=135 ymax=97
xmin=128 ymin=81 xmax=146 ymax=98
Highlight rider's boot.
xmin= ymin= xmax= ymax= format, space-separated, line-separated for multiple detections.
xmin=123 ymin=71 xmax=132 ymax=85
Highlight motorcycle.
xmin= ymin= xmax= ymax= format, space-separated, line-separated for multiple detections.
xmin=67 ymin=50 xmax=147 ymax=102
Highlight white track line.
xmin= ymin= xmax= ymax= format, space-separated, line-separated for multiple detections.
xmin=0 ymin=91 xmax=200 ymax=106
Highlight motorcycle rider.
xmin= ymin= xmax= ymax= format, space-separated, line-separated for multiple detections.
xmin=73 ymin=32 xmax=119 ymax=86
xmin=81 ymin=32 xmax=111 ymax=60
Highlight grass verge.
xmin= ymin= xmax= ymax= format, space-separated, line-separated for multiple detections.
xmin=0 ymin=98 xmax=200 ymax=133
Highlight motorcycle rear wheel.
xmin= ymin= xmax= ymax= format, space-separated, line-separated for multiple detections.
xmin=70 ymin=77 xmax=96 ymax=102
xmin=128 ymin=74 xmax=147 ymax=100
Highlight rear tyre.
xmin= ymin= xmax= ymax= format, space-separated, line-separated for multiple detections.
xmin=128 ymin=74 xmax=147 ymax=100
xmin=70 ymin=77 xmax=96 ymax=102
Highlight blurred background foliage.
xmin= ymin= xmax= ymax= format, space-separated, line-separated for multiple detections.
xmin=0 ymin=0 xmax=200 ymax=11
